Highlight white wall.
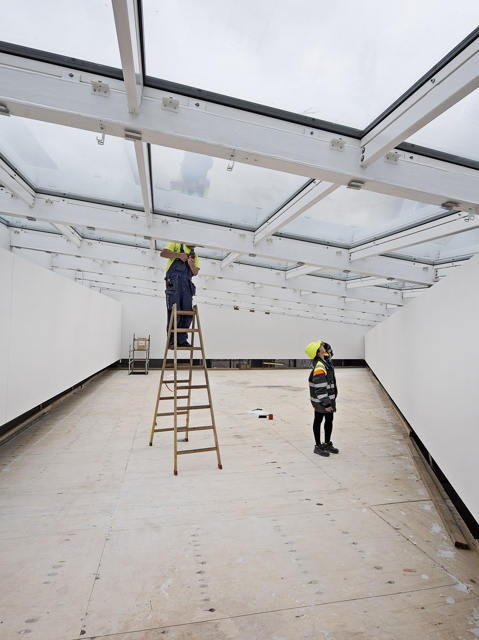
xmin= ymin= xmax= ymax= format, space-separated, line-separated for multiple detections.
xmin=101 ymin=289 xmax=368 ymax=360
xmin=365 ymin=252 xmax=479 ymax=525
xmin=0 ymin=247 xmax=122 ymax=426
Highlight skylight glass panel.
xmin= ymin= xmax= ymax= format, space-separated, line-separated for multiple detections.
xmin=236 ymin=256 xmax=296 ymax=270
xmin=0 ymin=215 xmax=58 ymax=234
xmin=0 ymin=117 xmax=144 ymax=207
xmin=76 ymin=229 xmax=150 ymax=249
xmin=406 ymin=89 xmax=479 ymax=163
xmin=143 ymin=0 xmax=479 ymax=129
xmin=0 ymin=0 xmax=121 ymax=67
xmin=386 ymin=228 xmax=479 ymax=262
xmin=151 ymin=146 xmax=308 ymax=229
xmin=277 ymin=187 xmax=442 ymax=245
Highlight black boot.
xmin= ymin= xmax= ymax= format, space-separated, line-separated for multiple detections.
xmin=324 ymin=441 xmax=339 ymax=454
xmin=314 ymin=444 xmax=330 ymax=457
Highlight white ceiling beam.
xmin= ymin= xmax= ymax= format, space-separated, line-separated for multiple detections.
xmin=221 ymin=252 xmax=241 ymax=269
xmin=285 ymin=265 xmax=323 ymax=279
xmin=10 ymin=229 xmax=402 ymax=307
xmin=346 ymin=277 xmax=398 ymax=289
xmin=254 ymin=181 xmax=339 ymax=244
xmin=0 ymin=156 xmax=35 ymax=206
xmin=148 ymin=237 xmax=155 ymax=259
xmin=76 ymin=274 xmax=376 ymax=327
xmin=51 ymin=223 xmax=82 ymax=248
xmin=350 ymin=210 xmax=477 ymax=261
xmin=133 ymin=141 xmax=153 ymax=226
xmin=111 ymin=0 xmax=143 ymax=115
xmin=360 ymin=38 xmax=479 ymax=167
xmin=0 ymin=192 xmax=434 ymax=285
xmin=0 ymin=54 xmax=478 ymax=210
xmin=50 ymin=253 xmax=391 ymax=319
xmin=54 ymin=265 xmax=383 ymax=323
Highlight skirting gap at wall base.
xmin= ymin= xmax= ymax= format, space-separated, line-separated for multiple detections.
xmin=0 ymin=364 xmax=114 ymax=446
xmin=368 ymin=367 xmax=479 ymax=541
xmin=112 ymin=358 xmax=367 ymax=370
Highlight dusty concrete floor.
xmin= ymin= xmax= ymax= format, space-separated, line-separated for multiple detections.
xmin=0 ymin=368 xmax=478 ymax=639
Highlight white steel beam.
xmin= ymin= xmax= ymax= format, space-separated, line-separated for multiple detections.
xmin=111 ymin=0 xmax=143 ymax=115
xmin=51 ymin=223 xmax=82 ymax=248
xmin=50 ymin=253 xmax=391 ymax=319
xmin=10 ymin=229 xmax=402 ymax=307
xmin=285 ymin=265 xmax=323 ymax=279
xmin=0 ymin=191 xmax=434 ymax=285
xmin=133 ymin=141 xmax=153 ymax=226
xmin=0 ymin=54 xmax=478 ymax=210
xmin=221 ymin=253 xmax=241 ymax=269
xmin=361 ymin=38 xmax=479 ymax=167
xmin=254 ymin=181 xmax=339 ymax=244
xmin=0 ymin=156 xmax=35 ymax=206
xmin=350 ymin=211 xmax=478 ymax=261
xmin=346 ymin=277 xmax=398 ymax=289
xmin=51 ymin=262 xmax=384 ymax=323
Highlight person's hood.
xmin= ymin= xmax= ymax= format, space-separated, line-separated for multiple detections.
xmin=305 ymin=340 xmax=322 ymax=360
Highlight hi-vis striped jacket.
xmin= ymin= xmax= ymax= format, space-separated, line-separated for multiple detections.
xmin=308 ymin=357 xmax=338 ymax=413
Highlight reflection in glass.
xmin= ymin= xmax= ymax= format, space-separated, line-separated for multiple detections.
xmin=0 ymin=0 xmax=121 ymax=67
xmin=0 ymin=117 xmax=144 ymax=207
xmin=406 ymin=88 xmax=479 ymax=163
xmin=151 ymin=146 xmax=308 ymax=230
xmin=143 ymin=0 xmax=479 ymax=129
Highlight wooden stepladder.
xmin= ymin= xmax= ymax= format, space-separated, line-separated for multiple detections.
xmin=149 ymin=304 xmax=222 ymax=475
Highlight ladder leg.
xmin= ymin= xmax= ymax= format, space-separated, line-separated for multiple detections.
xmin=184 ymin=311 xmax=195 ymax=442
xmin=195 ymin=305 xmax=223 ymax=470
xmin=173 ymin=304 xmax=179 ymax=475
xmin=149 ymin=310 xmax=175 ymax=445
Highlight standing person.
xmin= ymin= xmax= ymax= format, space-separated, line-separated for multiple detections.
xmin=305 ymin=340 xmax=339 ymax=457
xmin=160 ymin=243 xmax=200 ymax=349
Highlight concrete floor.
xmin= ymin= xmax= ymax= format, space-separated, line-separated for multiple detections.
xmin=1 ymin=368 xmax=478 ymax=639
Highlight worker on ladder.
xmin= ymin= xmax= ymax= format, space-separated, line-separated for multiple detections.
xmin=160 ymin=243 xmax=201 ymax=349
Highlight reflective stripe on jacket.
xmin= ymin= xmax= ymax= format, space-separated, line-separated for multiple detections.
xmin=308 ymin=356 xmax=338 ymax=413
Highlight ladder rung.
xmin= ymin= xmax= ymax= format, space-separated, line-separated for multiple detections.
xmin=175 ymin=328 xmax=200 ymax=332
xmin=157 ymin=411 xmax=188 ymax=417
xmin=177 ymin=384 xmax=208 ymax=390
xmin=176 ymin=310 xmax=195 ymax=315
xmin=159 ymin=395 xmax=189 ymax=401
xmin=154 ymin=425 xmax=214 ymax=433
xmin=177 ymin=447 xmax=217 ymax=455
xmin=165 ymin=365 xmax=204 ymax=370
xmin=174 ymin=346 xmax=202 ymax=350
xmin=177 ymin=404 xmax=211 ymax=411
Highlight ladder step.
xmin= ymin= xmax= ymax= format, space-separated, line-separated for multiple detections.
xmin=154 ymin=425 xmax=214 ymax=433
xmin=157 ymin=411 xmax=188 ymax=417
xmin=177 ymin=447 xmax=217 ymax=455
xmin=174 ymin=346 xmax=202 ymax=351
xmin=176 ymin=310 xmax=195 ymax=315
xmin=159 ymin=395 xmax=189 ymax=401
xmin=177 ymin=404 xmax=211 ymax=411
xmin=175 ymin=328 xmax=200 ymax=333
xmin=165 ymin=365 xmax=204 ymax=370
xmin=177 ymin=384 xmax=208 ymax=390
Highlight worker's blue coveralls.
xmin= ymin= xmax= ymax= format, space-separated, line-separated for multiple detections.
xmin=165 ymin=244 xmax=196 ymax=346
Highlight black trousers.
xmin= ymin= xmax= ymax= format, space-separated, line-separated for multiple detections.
xmin=313 ymin=411 xmax=334 ymax=445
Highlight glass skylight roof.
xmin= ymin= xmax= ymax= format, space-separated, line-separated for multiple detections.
xmin=386 ymin=227 xmax=479 ymax=263
xmin=0 ymin=215 xmax=59 ymax=234
xmin=76 ymin=228 xmax=150 ymax=249
xmin=151 ymin=147 xmax=308 ymax=229
xmin=277 ymin=188 xmax=444 ymax=245
xmin=237 ymin=256 xmax=297 ymax=270
xmin=143 ymin=0 xmax=479 ymax=129
xmin=0 ymin=117 xmax=144 ymax=207
xmin=406 ymin=88 xmax=479 ymax=163
xmin=0 ymin=0 xmax=121 ymax=68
